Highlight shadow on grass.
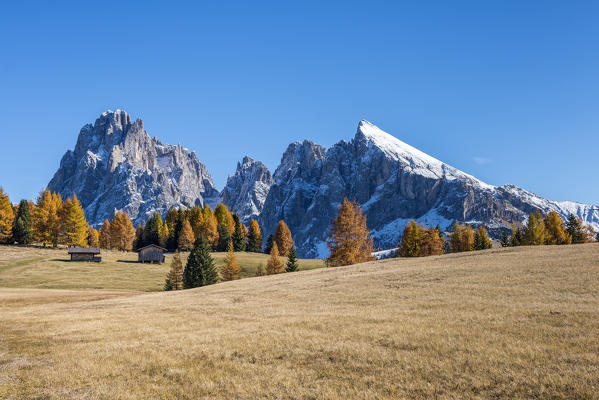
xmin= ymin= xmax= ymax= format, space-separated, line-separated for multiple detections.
xmin=117 ymin=260 xmax=140 ymax=264
xmin=50 ymin=259 xmax=72 ymax=262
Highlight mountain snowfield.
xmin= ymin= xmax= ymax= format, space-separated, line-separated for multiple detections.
xmin=47 ymin=110 xmax=599 ymax=258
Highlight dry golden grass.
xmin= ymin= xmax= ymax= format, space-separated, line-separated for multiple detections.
xmin=1 ymin=244 xmax=598 ymax=399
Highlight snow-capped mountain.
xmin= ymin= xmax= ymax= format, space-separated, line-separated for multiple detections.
xmin=219 ymin=156 xmax=274 ymax=223
xmin=48 ymin=110 xmax=219 ymax=227
xmin=259 ymin=120 xmax=599 ymax=258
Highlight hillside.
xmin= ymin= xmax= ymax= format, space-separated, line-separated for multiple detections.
xmin=1 ymin=244 xmax=598 ymax=399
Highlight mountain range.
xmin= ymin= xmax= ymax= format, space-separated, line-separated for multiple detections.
xmin=48 ymin=110 xmax=599 ymax=257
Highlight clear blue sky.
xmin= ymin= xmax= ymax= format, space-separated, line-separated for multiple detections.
xmin=1 ymin=1 xmax=597 ymax=205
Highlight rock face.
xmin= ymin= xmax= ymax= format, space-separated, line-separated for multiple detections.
xmin=260 ymin=120 xmax=599 ymax=258
xmin=48 ymin=110 xmax=219 ymax=227
xmin=219 ymin=156 xmax=274 ymax=223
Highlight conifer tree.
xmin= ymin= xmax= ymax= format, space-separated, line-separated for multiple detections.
xmin=0 ymin=188 xmax=14 ymax=244
xmin=198 ymin=205 xmax=219 ymax=247
xmin=61 ymin=195 xmax=89 ymax=247
xmin=178 ymin=219 xmax=195 ymax=251
xmin=449 ymin=223 xmax=474 ymax=253
xmin=88 ymin=227 xmax=99 ymax=248
xmin=216 ymin=224 xmax=231 ymax=251
xmin=582 ymin=225 xmax=596 ymax=243
xmin=215 ymin=203 xmax=234 ymax=234
xmin=164 ymin=253 xmax=184 ymax=290
xmin=326 ymin=199 xmax=375 ymax=266
xmin=500 ymin=232 xmax=510 ymax=247
xmin=12 ymin=199 xmax=32 ymax=245
xmin=544 ymin=211 xmax=570 ymax=245
xmin=274 ymin=220 xmax=294 ymax=256
xmin=285 ymin=245 xmax=299 ymax=272
xmin=184 ymin=236 xmax=218 ymax=288
xmin=399 ymin=220 xmax=420 ymax=257
xmin=566 ymin=214 xmax=585 ymax=244
xmin=165 ymin=208 xmax=180 ymax=235
xmin=473 ymin=226 xmax=492 ymax=250
xmin=133 ymin=224 xmax=144 ymax=250
xmin=462 ymin=225 xmax=475 ymax=251
xmin=142 ymin=214 xmax=163 ymax=247
xmin=523 ymin=211 xmax=545 ymax=245
xmin=222 ymin=241 xmax=241 ymax=281
xmin=247 ymin=219 xmax=262 ymax=253
xmin=418 ymin=225 xmax=444 ymax=256
xmin=266 ymin=242 xmax=285 ymax=274
xmin=264 ymin=234 xmax=274 ymax=254
xmin=110 ymin=212 xmax=136 ymax=251
xmin=99 ymin=219 xmax=112 ymax=249
xmin=32 ymin=189 xmax=62 ymax=247
xmin=231 ymin=214 xmax=246 ymax=252
xmin=510 ymin=224 xmax=522 ymax=247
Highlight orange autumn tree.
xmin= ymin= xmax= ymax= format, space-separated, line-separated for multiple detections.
xmin=327 ymin=198 xmax=375 ymax=267
xmin=274 ymin=220 xmax=294 ymax=256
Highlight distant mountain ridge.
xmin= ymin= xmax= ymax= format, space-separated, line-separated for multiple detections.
xmin=47 ymin=111 xmax=599 ymax=257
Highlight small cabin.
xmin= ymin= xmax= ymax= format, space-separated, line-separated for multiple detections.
xmin=68 ymin=247 xmax=101 ymax=262
xmin=137 ymin=244 xmax=166 ymax=264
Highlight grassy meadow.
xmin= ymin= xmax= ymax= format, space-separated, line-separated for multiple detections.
xmin=1 ymin=244 xmax=598 ymax=399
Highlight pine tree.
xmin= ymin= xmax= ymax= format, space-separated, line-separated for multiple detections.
xmin=60 ymin=195 xmax=89 ymax=247
xmin=510 ymin=224 xmax=522 ymax=246
xmin=183 ymin=236 xmax=218 ymax=288
xmin=142 ymin=214 xmax=163 ymax=247
xmin=12 ymin=199 xmax=32 ymax=245
xmin=231 ymin=214 xmax=246 ymax=252
xmin=543 ymin=211 xmax=570 ymax=245
xmin=473 ymin=226 xmax=492 ymax=250
xmin=216 ymin=224 xmax=231 ymax=252
xmin=221 ymin=241 xmax=241 ymax=281
xmin=285 ymin=245 xmax=299 ymax=272
xmin=500 ymin=232 xmax=510 ymax=247
xmin=178 ymin=219 xmax=195 ymax=251
xmin=523 ymin=211 xmax=545 ymax=246
xmin=326 ymin=199 xmax=375 ymax=267
xmin=399 ymin=220 xmax=420 ymax=257
xmin=133 ymin=224 xmax=144 ymax=250
xmin=266 ymin=242 xmax=285 ymax=274
xmin=264 ymin=234 xmax=274 ymax=254
xmin=247 ymin=219 xmax=262 ymax=253
xmin=418 ymin=225 xmax=444 ymax=256
xmin=88 ymin=227 xmax=99 ymax=248
xmin=274 ymin=220 xmax=294 ymax=256
xmin=164 ymin=253 xmax=184 ymax=291
xmin=99 ymin=219 xmax=112 ymax=249
xmin=0 ymin=188 xmax=14 ymax=244
xmin=566 ymin=214 xmax=585 ymax=244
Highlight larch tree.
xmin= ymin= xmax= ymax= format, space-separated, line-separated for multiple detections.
xmin=0 ymin=188 xmax=14 ymax=244
xmin=88 ymin=226 xmax=99 ymax=248
xmin=398 ymin=220 xmax=420 ymax=257
xmin=285 ymin=245 xmax=299 ymax=272
xmin=13 ymin=199 xmax=33 ymax=245
xmin=215 ymin=203 xmax=234 ymax=234
xmin=221 ymin=241 xmax=241 ymax=281
xmin=164 ymin=253 xmax=184 ymax=291
xmin=473 ymin=226 xmax=492 ymax=250
xmin=522 ymin=211 xmax=545 ymax=246
xmin=266 ymin=242 xmax=285 ymax=274
xmin=419 ymin=225 xmax=445 ymax=256
xmin=32 ymin=189 xmax=62 ymax=247
xmin=184 ymin=236 xmax=219 ymax=288
xmin=178 ymin=219 xmax=195 ymax=251
xmin=99 ymin=219 xmax=112 ymax=249
xmin=247 ymin=219 xmax=262 ymax=253
xmin=582 ymin=225 xmax=596 ymax=243
xmin=544 ymin=211 xmax=570 ymax=245
xmin=326 ymin=199 xmax=375 ymax=267
xmin=510 ymin=224 xmax=522 ymax=246
xmin=449 ymin=223 xmax=474 ymax=253
xmin=61 ymin=195 xmax=89 ymax=247
xmin=110 ymin=212 xmax=136 ymax=251
xmin=274 ymin=220 xmax=294 ymax=256
xmin=200 ymin=205 xmax=219 ymax=247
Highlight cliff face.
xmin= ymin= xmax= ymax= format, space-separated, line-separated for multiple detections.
xmin=48 ymin=110 xmax=218 ymax=227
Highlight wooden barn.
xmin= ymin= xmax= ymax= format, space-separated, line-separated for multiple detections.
xmin=68 ymin=248 xmax=101 ymax=262
xmin=137 ymin=244 xmax=166 ymax=264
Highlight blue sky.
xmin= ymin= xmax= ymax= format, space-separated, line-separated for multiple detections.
xmin=1 ymin=1 xmax=597 ymax=205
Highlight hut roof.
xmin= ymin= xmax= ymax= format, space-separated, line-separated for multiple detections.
xmin=68 ymin=248 xmax=101 ymax=254
xmin=136 ymin=244 xmax=167 ymax=252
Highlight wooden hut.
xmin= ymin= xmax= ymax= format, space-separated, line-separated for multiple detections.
xmin=137 ymin=244 xmax=166 ymax=264
xmin=68 ymin=248 xmax=101 ymax=262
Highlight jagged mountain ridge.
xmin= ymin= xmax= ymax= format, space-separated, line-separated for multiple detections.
xmin=48 ymin=110 xmax=219 ymax=227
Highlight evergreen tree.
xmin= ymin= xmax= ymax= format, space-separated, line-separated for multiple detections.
xmin=522 ymin=211 xmax=545 ymax=245
xmin=12 ymin=199 xmax=32 ymax=245
xmin=231 ymin=214 xmax=246 ymax=252
xmin=326 ymin=199 xmax=375 ymax=267
xmin=216 ymin=224 xmax=231 ymax=252
xmin=473 ymin=226 xmax=492 ymax=250
xmin=183 ymin=236 xmax=219 ymax=288
xmin=247 ymin=219 xmax=262 ymax=253
xmin=544 ymin=211 xmax=570 ymax=245
xmin=449 ymin=223 xmax=474 ymax=253
xmin=88 ymin=227 xmax=99 ymax=248
xmin=60 ymin=195 xmax=89 ymax=247
xmin=178 ymin=219 xmax=195 ymax=251
xmin=142 ymin=214 xmax=163 ymax=247
xmin=566 ymin=214 xmax=585 ymax=244
xmin=264 ymin=234 xmax=274 ymax=254
xmin=133 ymin=224 xmax=144 ymax=250
xmin=221 ymin=241 xmax=241 ymax=281
xmin=99 ymin=219 xmax=112 ymax=249
xmin=0 ymin=188 xmax=14 ymax=244
xmin=285 ymin=245 xmax=299 ymax=272
xmin=274 ymin=220 xmax=294 ymax=256
xmin=500 ymin=232 xmax=510 ymax=247
xmin=266 ymin=242 xmax=285 ymax=274
xmin=399 ymin=220 xmax=420 ymax=257
xmin=419 ymin=225 xmax=444 ymax=256
xmin=164 ymin=253 xmax=184 ymax=291
xmin=510 ymin=224 xmax=522 ymax=247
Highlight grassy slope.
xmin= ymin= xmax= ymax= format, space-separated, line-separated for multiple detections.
xmin=0 ymin=246 xmax=324 ymax=291
xmin=1 ymin=244 xmax=598 ymax=399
